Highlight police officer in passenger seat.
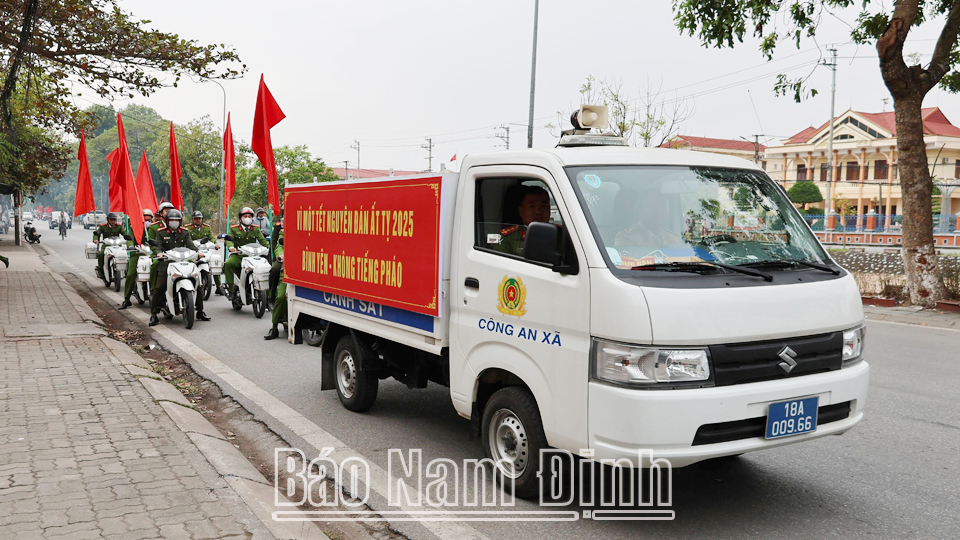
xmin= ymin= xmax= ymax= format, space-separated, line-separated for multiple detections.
xmin=149 ymin=210 xmax=211 ymax=326
xmin=223 ymin=207 xmax=269 ymax=300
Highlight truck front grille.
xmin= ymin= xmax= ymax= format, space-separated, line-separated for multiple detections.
xmin=708 ymin=332 xmax=843 ymax=387
xmin=691 ymin=401 xmax=852 ymax=446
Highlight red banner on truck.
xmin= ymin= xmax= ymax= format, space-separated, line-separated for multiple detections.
xmin=284 ymin=176 xmax=443 ymax=317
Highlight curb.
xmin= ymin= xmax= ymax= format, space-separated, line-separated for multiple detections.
xmin=101 ymin=336 xmax=329 ymax=540
xmin=30 ymin=242 xmax=326 ymax=540
xmin=863 ymin=305 xmax=960 ymax=330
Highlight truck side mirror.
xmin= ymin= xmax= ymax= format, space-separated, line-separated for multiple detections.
xmin=523 ymin=222 xmax=561 ymax=266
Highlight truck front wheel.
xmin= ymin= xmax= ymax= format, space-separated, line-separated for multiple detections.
xmin=481 ymin=386 xmax=547 ymax=499
xmin=334 ymin=335 xmax=378 ymax=412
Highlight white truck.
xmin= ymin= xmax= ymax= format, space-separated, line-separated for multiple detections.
xmin=283 ymin=113 xmax=869 ymax=497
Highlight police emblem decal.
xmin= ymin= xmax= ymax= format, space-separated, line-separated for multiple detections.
xmin=497 ymin=276 xmax=527 ymax=317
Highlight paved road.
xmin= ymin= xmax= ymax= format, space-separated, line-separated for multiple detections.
xmin=43 ymin=229 xmax=960 ymax=540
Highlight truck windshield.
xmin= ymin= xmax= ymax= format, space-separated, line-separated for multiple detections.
xmin=566 ymin=166 xmax=828 ymax=271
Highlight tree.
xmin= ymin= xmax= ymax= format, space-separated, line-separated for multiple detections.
xmin=673 ymin=1 xmax=959 ymax=306
xmin=0 ymin=0 xmax=244 ymax=228
xmin=230 ymin=144 xmax=338 ymax=221
xmin=787 ymin=181 xmax=824 ymax=210
xmin=550 ymin=76 xmax=693 ymax=146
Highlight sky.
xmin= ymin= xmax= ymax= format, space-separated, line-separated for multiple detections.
xmin=79 ymin=0 xmax=959 ymax=173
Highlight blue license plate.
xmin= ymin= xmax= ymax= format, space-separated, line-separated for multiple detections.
xmin=765 ymin=396 xmax=819 ymax=439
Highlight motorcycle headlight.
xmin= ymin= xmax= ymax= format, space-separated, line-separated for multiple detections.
xmin=592 ymin=338 xmax=710 ymax=387
xmin=841 ymin=325 xmax=866 ymax=368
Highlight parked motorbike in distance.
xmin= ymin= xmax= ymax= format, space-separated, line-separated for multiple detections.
xmin=23 ymin=222 xmax=41 ymax=244
xmin=193 ymin=238 xmax=221 ymax=301
xmin=147 ymin=239 xmax=201 ymax=329
xmin=221 ymin=234 xmax=271 ymax=318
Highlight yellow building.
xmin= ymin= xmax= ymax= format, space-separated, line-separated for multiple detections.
xmin=764 ymin=107 xmax=960 ymax=231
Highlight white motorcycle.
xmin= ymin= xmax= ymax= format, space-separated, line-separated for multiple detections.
xmin=100 ymin=236 xmax=128 ymax=291
xmin=150 ymin=242 xmax=202 ymax=329
xmin=193 ymin=238 xmax=221 ymax=301
xmin=126 ymin=242 xmax=153 ymax=305
xmin=223 ymin=235 xmax=271 ymax=318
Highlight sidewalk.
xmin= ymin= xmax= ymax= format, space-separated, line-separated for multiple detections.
xmin=863 ymin=303 xmax=960 ymax=330
xmin=0 ymin=241 xmax=324 ymax=539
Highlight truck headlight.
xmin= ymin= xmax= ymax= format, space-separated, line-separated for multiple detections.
xmin=841 ymin=325 xmax=865 ymax=368
xmin=592 ymin=338 xmax=710 ymax=386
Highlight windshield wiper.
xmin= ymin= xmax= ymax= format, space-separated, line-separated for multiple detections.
xmin=631 ymin=261 xmax=773 ymax=282
xmin=740 ymin=259 xmax=840 ymax=275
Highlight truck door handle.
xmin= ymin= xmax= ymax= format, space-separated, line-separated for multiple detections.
xmin=464 ymin=277 xmax=480 ymax=289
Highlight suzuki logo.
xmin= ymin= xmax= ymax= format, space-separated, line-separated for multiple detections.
xmin=778 ymin=346 xmax=798 ymax=373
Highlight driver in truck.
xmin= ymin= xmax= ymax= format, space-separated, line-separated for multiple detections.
xmin=494 ymin=185 xmax=552 ymax=257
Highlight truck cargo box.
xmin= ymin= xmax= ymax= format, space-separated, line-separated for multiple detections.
xmin=284 ymin=172 xmax=459 ymax=354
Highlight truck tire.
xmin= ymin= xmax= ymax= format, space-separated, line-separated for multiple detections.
xmin=303 ymin=328 xmax=323 ymax=347
xmin=481 ymin=386 xmax=548 ymax=499
xmin=334 ymin=335 xmax=378 ymax=412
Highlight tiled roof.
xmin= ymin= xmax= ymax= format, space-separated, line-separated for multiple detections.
xmin=330 ymin=167 xmax=422 ymax=179
xmin=784 ymin=107 xmax=960 ymax=144
xmin=659 ymin=135 xmax=766 ymax=152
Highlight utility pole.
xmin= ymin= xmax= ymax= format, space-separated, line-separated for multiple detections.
xmin=351 ymin=140 xmax=360 ymax=177
xmin=421 ymin=137 xmax=434 ymax=172
xmin=496 ymin=125 xmax=511 ymax=149
xmin=822 ymin=47 xmax=838 ymax=216
xmin=527 ymin=0 xmax=539 ymax=149
xmin=342 ymin=160 xmax=350 ymax=180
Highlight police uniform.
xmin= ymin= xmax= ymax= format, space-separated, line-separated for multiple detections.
xmin=188 ymin=222 xmax=221 ymax=289
xmin=150 ymin=226 xmax=203 ymax=316
xmin=93 ymin=222 xmax=125 ymax=274
xmin=223 ymin=223 xmax=269 ymax=289
xmin=494 ymin=225 xmax=527 ymax=257
xmin=269 ymin=230 xmax=286 ymax=334
xmin=494 ymin=223 xmax=564 ymax=257
xmin=121 ymin=225 xmax=150 ymax=303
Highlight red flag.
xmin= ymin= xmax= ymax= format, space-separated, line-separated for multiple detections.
xmin=251 ymin=75 xmax=286 ymax=213
xmin=169 ymin=122 xmax=184 ymax=211
xmin=116 ymin=114 xmax=144 ymax=242
xmin=135 ymin=151 xmax=159 ymax=214
xmin=105 ymin=149 xmax=123 ymax=212
xmin=73 ymin=130 xmax=96 ymax=217
xmin=450 ymin=154 xmax=456 ymax=162
xmin=223 ymin=112 xmax=236 ymax=219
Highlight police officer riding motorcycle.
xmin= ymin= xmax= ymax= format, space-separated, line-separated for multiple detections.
xmin=118 ymin=209 xmax=154 ymax=309
xmin=223 ymin=207 xmax=269 ymax=301
xmin=93 ymin=212 xmax=124 ymax=279
xmin=148 ymin=210 xmax=211 ymax=327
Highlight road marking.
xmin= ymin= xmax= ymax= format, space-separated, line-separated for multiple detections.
xmin=55 ymin=254 xmax=491 ymax=540
xmin=866 ymin=318 xmax=960 ymax=333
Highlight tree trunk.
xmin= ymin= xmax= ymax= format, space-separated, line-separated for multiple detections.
xmin=893 ymin=96 xmax=945 ymax=306
xmin=14 ymin=190 xmax=21 ymax=247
